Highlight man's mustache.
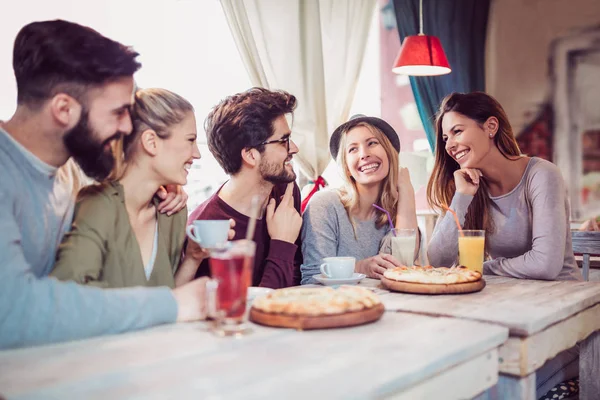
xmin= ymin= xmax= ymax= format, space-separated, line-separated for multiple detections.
xmin=102 ymin=132 xmax=124 ymax=148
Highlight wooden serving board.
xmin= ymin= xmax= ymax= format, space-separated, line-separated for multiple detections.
xmin=381 ymin=276 xmax=486 ymax=295
xmin=249 ymin=303 xmax=385 ymax=330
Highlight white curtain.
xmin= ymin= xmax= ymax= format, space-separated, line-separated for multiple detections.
xmin=220 ymin=0 xmax=376 ymax=181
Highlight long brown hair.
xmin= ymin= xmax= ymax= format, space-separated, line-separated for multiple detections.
xmin=427 ymin=92 xmax=521 ymax=233
xmin=337 ymin=122 xmax=400 ymax=232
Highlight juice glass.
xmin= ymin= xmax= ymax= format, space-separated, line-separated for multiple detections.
xmin=458 ymin=230 xmax=485 ymax=273
xmin=208 ymin=239 xmax=256 ymax=336
xmin=390 ymin=228 xmax=417 ymax=266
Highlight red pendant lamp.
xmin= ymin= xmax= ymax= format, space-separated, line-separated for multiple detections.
xmin=392 ymin=0 xmax=451 ymax=76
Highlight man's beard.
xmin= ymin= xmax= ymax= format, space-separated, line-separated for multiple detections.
xmin=259 ymin=157 xmax=296 ymax=184
xmin=63 ymin=109 xmax=121 ymax=181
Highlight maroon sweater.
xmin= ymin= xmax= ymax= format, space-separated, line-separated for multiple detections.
xmin=187 ymin=182 xmax=302 ymax=288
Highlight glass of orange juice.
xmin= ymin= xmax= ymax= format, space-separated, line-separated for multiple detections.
xmin=458 ymin=230 xmax=485 ymax=273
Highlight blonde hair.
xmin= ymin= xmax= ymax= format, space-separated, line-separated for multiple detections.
xmin=109 ymin=88 xmax=194 ymax=180
xmin=337 ymin=122 xmax=400 ymax=233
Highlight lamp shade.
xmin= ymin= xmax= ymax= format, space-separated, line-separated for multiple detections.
xmin=392 ymin=35 xmax=451 ymax=76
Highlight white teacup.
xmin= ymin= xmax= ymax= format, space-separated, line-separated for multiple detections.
xmin=186 ymin=220 xmax=230 ymax=249
xmin=320 ymin=257 xmax=355 ymax=279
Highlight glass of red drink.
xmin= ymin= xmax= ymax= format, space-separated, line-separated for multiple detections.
xmin=208 ymin=239 xmax=256 ymax=336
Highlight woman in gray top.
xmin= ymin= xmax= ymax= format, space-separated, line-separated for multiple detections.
xmin=301 ymin=115 xmax=419 ymax=284
xmin=427 ymin=91 xmax=581 ymax=282
xmin=427 ymin=91 xmax=582 ymax=399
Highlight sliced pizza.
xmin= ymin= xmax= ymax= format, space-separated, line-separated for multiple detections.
xmin=383 ymin=265 xmax=482 ymax=285
xmin=252 ymin=286 xmax=381 ymax=316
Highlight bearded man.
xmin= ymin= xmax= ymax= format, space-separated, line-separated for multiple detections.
xmin=0 ymin=20 xmax=208 ymax=349
xmin=188 ymin=88 xmax=303 ymax=288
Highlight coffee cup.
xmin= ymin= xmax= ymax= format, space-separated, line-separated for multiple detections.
xmin=320 ymin=257 xmax=355 ymax=279
xmin=186 ymin=220 xmax=230 ymax=249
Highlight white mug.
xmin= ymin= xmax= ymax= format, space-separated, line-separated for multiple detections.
xmin=320 ymin=257 xmax=355 ymax=279
xmin=186 ymin=220 xmax=230 ymax=249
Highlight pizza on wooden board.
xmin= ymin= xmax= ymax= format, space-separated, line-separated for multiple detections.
xmin=251 ymin=286 xmax=381 ymax=317
xmin=383 ymin=265 xmax=482 ymax=285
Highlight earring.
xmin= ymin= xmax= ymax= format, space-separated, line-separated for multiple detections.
xmin=489 ymin=134 xmax=493 ymax=138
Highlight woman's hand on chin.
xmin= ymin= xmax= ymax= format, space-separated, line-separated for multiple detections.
xmin=356 ymin=254 xmax=401 ymax=280
xmin=454 ymin=168 xmax=482 ymax=196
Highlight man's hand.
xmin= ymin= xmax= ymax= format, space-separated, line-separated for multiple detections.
xmin=157 ymin=184 xmax=188 ymax=216
xmin=172 ymin=277 xmax=209 ymax=322
xmin=356 ymin=254 xmax=401 ymax=279
xmin=266 ymin=182 xmax=302 ymax=244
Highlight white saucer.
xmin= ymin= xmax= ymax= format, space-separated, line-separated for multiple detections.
xmin=247 ymin=287 xmax=273 ymax=302
xmin=312 ymin=273 xmax=366 ymax=286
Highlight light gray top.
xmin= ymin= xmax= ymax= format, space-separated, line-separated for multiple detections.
xmin=0 ymin=127 xmax=177 ymax=349
xmin=300 ymin=189 xmax=389 ymax=284
xmin=427 ymin=157 xmax=582 ymax=281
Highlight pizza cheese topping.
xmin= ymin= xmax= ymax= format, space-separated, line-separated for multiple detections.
xmin=252 ymin=286 xmax=381 ymax=316
xmin=383 ymin=265 xmax=482 ymax=285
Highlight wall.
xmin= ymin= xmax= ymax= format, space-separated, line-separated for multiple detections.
xmin=485 ymin=0 xmax=600 ymax=135
xmin=378 ymin=0 xmax=432 ymax=211
xmin=0 ymin=0 xmax=252 ymax=210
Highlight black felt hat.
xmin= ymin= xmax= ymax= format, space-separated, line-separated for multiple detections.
xmin=329 ymin=114 xmax=401 ymax=159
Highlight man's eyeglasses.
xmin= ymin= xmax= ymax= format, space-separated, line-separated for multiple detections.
xmin=259 ymin=136 xmax=290 ymax=152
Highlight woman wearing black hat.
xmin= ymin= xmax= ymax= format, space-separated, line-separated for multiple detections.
xmin=300 ymin=115 xmax=420 ymax=283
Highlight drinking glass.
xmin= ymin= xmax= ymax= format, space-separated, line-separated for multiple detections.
xmin=458 ymin=230 xmax=485 ymax=273
xmin=390 ymin=228 xmax=417 ymax=266
xmin=207 ymin=239 xmax=256 ymax=336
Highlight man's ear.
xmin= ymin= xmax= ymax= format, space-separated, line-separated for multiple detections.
xmin=140 ymin=129 xmax=159 ymax=156
xmin=485 ymin=117 xmax=499 ymax=137
xmin=49 ymin=94 xmax=81 ymax=130
xmin=241 ymin=147 xmax=260 ymax=167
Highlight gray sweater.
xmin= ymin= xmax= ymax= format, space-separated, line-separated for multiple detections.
xmin=427 ymin=157 xmax=582 ymax=281
xmin=0 ymin=127 xmax=177 ymax=349
xmin=300 ymin=190 xmax=389 ymax=284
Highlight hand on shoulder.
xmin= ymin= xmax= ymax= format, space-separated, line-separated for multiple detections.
xmin=156 ymin=184 xmax=188 ymax=216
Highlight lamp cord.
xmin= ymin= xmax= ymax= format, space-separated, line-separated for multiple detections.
xmin=419 ymin=0 xmax=424 ymax=35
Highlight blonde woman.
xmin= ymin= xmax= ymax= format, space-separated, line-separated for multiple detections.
xmin=52 ymin=88 xmax=216 ymax=288
xmin=300 ymin=115 xmax=419 ymax=284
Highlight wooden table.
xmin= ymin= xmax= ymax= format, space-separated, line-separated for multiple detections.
xmin=353 ymin=276 xmax=600 ymax=399
xmin=571 ymin=230 xmax=600 ymax=280
xmin=0 ymin=311 xmax=507 ymax=399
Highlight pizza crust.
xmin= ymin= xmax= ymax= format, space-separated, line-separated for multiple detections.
xmin=383 ymin=265 xmax=482 ymax=285
xmin=252 ymin=286 xmax=381 ymax=316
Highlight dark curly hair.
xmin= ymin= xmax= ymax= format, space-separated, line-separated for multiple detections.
xmin=205 ymin=87 xmax=297 ymax=175
xmin=13 ymin=19 xmax=141 ymax=106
